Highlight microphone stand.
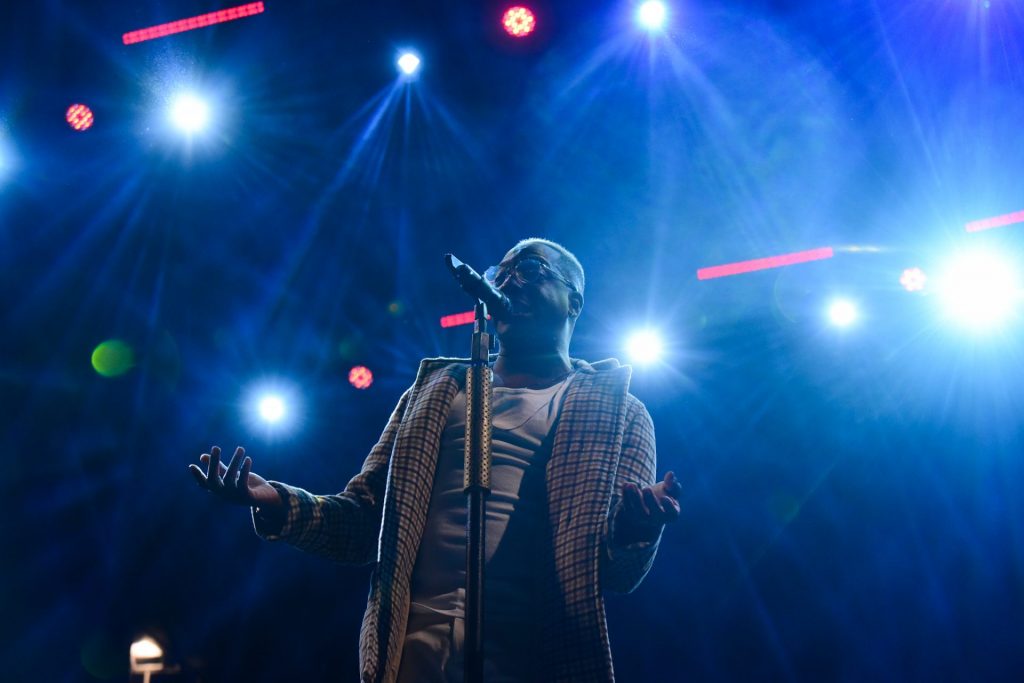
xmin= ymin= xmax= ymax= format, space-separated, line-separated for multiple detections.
xmin=444 ymin=253 xmax=505 ymax=683
xmin=462 ymin=300 xmax=492 ymax=683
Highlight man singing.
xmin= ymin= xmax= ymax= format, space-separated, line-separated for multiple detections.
xmin=189 ymin=238 xmax=682 ymax=682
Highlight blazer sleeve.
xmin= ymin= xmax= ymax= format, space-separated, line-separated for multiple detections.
xmin=601 ymin=395 xmax=663 ymax=593
xmin=251 ymin=388 xmax=412 ymax=565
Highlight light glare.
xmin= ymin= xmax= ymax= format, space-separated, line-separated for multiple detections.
xmin=397 ymin=52 xmax=421 ymax=76
xmin=130 ymin=637 xmax=163 ymax=660
xmin=627 ymin=330 xmax=664 ymax=364
xmin=939 ymin=251 xmax=1021 ymax=330
xmin=637 ymin=1 xmax=667 ymax=30
xmin=828 ymin=299 xmax=858 ymax=327
xmin=258 ymin=395 xmax=286 ymax=423
xmin=169 ymin=93 xmax=210 ymax=133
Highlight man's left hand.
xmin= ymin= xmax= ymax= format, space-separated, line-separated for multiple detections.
xmin=621 ymin=471 xmax=682 ymax=526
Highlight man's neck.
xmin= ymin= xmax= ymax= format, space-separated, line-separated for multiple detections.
xmin=492 ymin=348 xmax=573 ymax=389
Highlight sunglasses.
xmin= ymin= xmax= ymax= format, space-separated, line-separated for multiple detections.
xmin=484 ymin=257 xmax=578 ymax=293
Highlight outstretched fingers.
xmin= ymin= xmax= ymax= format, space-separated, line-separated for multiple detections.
xmin=188 ymin=461 xmax=207 ymax=486
xmin=239 ymin=456 xmax=252 ymax=489
xmin=207 ymin=446 xmax=223 ymax=489
xmin=224 ymin=446 xmax=246 ymax=488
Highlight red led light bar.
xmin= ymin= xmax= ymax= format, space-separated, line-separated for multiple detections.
xmin=122 ymin=2 xmax=265 ymax=45
xmin=965 ymin=210 xmax=1024 ymax=233
xmin=440 ymin=311 xmax=476 ymax=328
xmin=697 ymin=247 xmax=834 ymax=280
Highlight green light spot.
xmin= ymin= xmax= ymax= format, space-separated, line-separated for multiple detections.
xmin=91 ymin=340 xmax=135 ymax=377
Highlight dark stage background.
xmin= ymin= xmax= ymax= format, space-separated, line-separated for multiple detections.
xmin=2 ymin=0 xmax=1023 ymax=681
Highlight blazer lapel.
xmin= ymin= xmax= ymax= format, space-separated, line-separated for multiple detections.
xmin=373 ymin=360 xmax=466 ymax=682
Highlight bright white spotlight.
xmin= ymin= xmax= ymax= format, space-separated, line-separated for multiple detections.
xmin=627 ymin=330 xmax=665 ymax=364
xmin=637 ymin=1 xmax=668 ymax=30
xmin=244 ymin=381 xmax=301 ymax=437
xmin=397 ymin=52 xmax=421 ymax=76
xmin=827 ymin=299 xmax=859 ymax=327
xmin=257 ymin=394 xmax=286 ymax=424
xmin=130 ymin=636 xmax=164 ymax=683
xmin=169 ymin=93 xmax=210 ymax=133
xmin=938 ymin=250 xmax=1021 ymax=330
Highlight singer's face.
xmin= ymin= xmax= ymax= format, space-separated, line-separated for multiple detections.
xmin=492 ymin=244 xmax=582 ymax=345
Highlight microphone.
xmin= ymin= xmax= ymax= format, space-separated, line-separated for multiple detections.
xmin=444 ymin=253 xmax=514 ymax=321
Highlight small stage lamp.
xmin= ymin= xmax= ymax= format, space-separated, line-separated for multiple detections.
xmin=129 ymin=636 xmax=164 ymax=683
xmin=502 ymin=6 xmax=537 ymax=38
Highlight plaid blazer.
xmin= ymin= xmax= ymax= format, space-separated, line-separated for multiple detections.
xmin=256 ymin=356 xmax=662 ymax=682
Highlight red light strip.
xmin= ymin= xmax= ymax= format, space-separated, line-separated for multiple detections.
xmin=965 ymin=209 xmax=1024 ymax=233
xmin=697 ymin=247 xmax=834 ymax=280
xmin=440 ymin=311 xmax=476 ymax=328
xmin=122 ymin=2 xmax=265 ymax=45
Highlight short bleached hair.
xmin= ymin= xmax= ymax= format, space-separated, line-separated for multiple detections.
xmin=510 ymin=237 xmax=585 ymax=294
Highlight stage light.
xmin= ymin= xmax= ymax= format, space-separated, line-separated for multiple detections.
xmin=502 ymin=6 xmax=537 ymax=38
xmin=441 ymin=310 xmax=476 ymax=328
xmin=244 ymin=382 xmax=301 ymax=435
xmin=91 ymin=340 xmax=135 ymax=377
xmin=257 ymin=394 xmax=286 ymax=424
xmin=129 ymin=636 xmax=164 ymax=683
xmin=397 ymin=52 xmax=421 ymax=76
xmin=122 ymin=2 xmax=265 ymax=45
xmin=965 ymin=209 xmax=1024 ymax=233
xmin=938 ymin=250 xmax=1021 ymax=330
xmin=827 ymin=299 xmax=858 ymax=328
xmin=169 ymin=93 xmax=210 ymax=134
xmin=349 ymin=365 xmax=374 ymax=390
xmin=626 ymin=330 xmax=664 ymax=365
xmin=66 ymin=104 xmax=94 ymax=131
xmin=697 ymin=247 xmax=834 ymax=281
xmin=637 ymin=1 xmax=668 ymax=30
xmin=900 ymin=267 xmax=927 ymax=292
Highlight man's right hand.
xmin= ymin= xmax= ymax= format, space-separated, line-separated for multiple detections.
xmin=189 ymin=445 xmax=282 ymax=510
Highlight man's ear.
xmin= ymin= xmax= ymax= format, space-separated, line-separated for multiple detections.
xmin=568 ymin=291 xmax=584 ymax=319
